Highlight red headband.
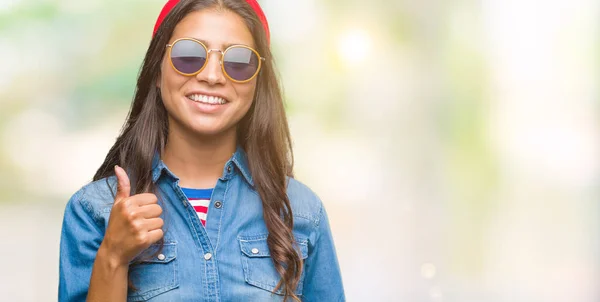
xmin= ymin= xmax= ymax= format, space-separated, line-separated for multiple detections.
xmin=152 ymin=0 xmax=270 ymax=43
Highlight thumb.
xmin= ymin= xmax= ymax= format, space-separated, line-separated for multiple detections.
xmin=114 ymin=165 xmax=131 ymax=203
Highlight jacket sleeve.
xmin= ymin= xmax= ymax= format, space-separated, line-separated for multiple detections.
xmin=59 ymin=188 xmax=104 ymax=302
xmin=302 ymin=203 xmax=346 ymax=302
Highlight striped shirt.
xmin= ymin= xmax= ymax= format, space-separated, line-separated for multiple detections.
xmin=181 ymin=187 xmax=213 ymax=226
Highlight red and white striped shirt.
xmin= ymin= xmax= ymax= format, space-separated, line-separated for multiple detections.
xmin=181 ymin=187 xmax=213 ymax=226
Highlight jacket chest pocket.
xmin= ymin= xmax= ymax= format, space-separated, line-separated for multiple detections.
xmin=238 ymin=235 xmax=309 ymax=296
xmin=127 ymin=242 xmax=179 ymax=301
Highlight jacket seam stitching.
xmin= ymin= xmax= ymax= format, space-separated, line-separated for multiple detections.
xmin=77 ymin=186 xmax=105 ymax=232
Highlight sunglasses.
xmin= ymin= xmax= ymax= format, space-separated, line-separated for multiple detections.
xmin=166 ymin=38 xmax=265 ymax=83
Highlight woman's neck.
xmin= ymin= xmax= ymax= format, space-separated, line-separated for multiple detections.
xmin=162 ymin=123 xmax=237 ymax=189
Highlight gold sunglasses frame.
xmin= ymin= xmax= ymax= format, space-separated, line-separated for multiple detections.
xmin=166 ymin=37 xmax=265 ymax=84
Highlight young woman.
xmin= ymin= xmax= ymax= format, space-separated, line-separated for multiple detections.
xmin=58 ymin=0 xmax=345 ymax=301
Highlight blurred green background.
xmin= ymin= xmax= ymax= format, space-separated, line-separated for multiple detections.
xmin=1 ymin=0 xmax=598 ymax=301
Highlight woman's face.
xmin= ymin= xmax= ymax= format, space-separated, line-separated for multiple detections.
xmin=159 ymin=8 xmax=257 ymax=138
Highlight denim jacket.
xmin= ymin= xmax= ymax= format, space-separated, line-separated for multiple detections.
xmin=59 ymin=148 xmax=345 ymax=301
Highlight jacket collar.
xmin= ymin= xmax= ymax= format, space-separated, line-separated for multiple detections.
xmin=151 ymin=146 xmax=254 ymax=187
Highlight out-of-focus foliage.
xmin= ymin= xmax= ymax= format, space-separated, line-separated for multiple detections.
xmin=0 ymin=0 xmax=598 ymax=301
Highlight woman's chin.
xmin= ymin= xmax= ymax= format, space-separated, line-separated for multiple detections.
xmin=187 ymin=123 xmax=233 ymax=138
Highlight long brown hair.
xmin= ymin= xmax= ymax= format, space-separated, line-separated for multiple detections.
xmin=93 ymin=0 xmax=302 ymax=300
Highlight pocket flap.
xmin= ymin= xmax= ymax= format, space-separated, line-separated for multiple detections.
xmin=133 ymin=242 xmax=177 ymax=264
xmin=127 ymin=242 xmax=179 ymax=301
xmin=239 ymin=236 xmax=308 ymax=259
xmin=239 ymin=237 xmax=271 ymax=257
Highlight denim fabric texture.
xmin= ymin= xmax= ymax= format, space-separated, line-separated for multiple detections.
xmin=59 ymin=147 xmax=345 ymax=301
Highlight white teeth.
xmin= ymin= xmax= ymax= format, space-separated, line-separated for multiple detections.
xmin=187 ymin=94 xmax=226 ymax=105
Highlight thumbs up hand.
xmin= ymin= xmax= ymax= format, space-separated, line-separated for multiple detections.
xmin=100 ymin=165 xmax=164 ymax=266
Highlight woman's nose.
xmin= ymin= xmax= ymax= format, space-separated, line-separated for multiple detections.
xmin=196 ymin=50 xmax=226 ymax=85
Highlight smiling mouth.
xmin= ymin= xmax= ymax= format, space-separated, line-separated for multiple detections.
xmin=186 ymin=93 xmax=228 ymax=105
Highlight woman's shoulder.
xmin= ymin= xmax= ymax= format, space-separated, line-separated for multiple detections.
xmin=65 ymin=176 xmax=118 ymax=214
xmin=286 ymin=177 xmax=326 ymax=226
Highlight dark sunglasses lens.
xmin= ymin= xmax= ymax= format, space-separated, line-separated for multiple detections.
xmin=223 ymin=47 xmax=259 ymax=81
xmin=170 ymin=40 xmax=207 ymax=74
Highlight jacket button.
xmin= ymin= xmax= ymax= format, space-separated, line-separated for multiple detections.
xmin=227 ymin=166 xmax=232 ymax=173
xmin=251 ymin=248 xmax=259 ymax=254
xmin=157 ymin=254 xmax=166 ymax=261
xmin=204 ymin=253 xmax=212 ymax=260
xmin=214 ymin=201 xmax=222 ymax=209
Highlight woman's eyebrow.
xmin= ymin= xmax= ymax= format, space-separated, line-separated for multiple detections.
xmin=193 ymin=37 xmax=248 ymax=49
